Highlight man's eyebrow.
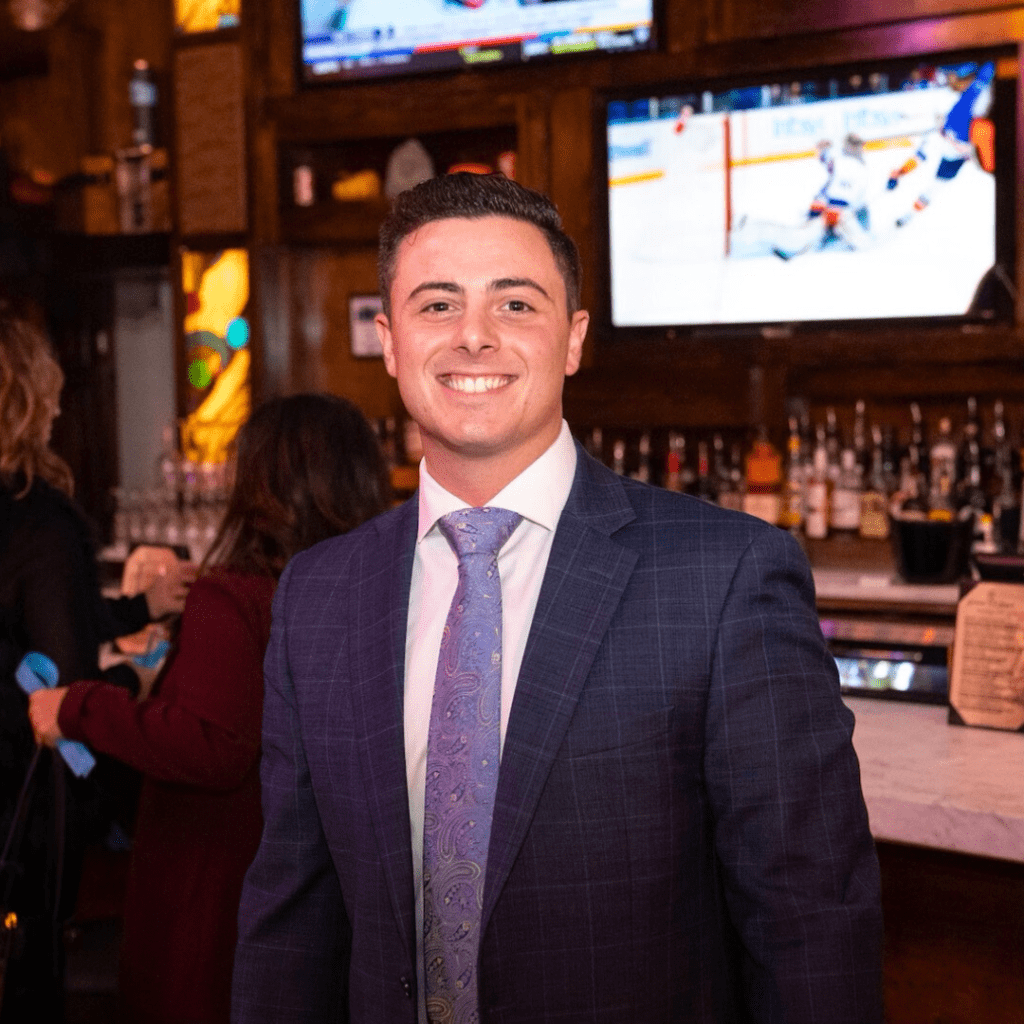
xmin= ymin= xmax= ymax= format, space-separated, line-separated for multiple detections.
xmin=491 ymin=277 xmax=552 ymax=301
xmin=407 ymin=281 xmax=463 ymax=301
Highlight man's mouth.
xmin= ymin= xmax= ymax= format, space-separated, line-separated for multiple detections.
xmin=440 ymin=374 xmax=515 ymax=394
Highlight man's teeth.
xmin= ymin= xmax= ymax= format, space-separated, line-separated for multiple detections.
xmin=444 ymin=375 xmax=510 ymax=393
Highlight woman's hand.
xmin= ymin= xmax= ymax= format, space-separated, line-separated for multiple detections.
xmin=144 ymin=560 xmax=198 ymax=620
xmin=28 ymin=687 xmax=68 ymax=747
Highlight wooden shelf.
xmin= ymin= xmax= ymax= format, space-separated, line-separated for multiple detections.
xmin=279 ymin=200 xmax=390 ymax=245
xmin=277 ymin=125 xmax=518 ymax=245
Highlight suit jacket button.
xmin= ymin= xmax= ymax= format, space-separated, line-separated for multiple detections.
xmin=400 ymin=976 xmax=413 ymax=999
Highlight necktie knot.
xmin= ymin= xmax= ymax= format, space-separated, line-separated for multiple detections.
xmin=437 ymin=507 xmax=521 ymax=561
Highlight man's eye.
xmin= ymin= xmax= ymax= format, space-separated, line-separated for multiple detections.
xmin=424 ymin=301 xmax=450 ymax=313
xmin=505 ymin=299 xmax=531 ymax=312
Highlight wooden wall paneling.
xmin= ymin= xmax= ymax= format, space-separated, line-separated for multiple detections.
xmin=877 ymin=842 xmax=1024 ymax=1024
xmin=697 ymin=8 xmax=1024 ymax=80
xmin=256 ymin=244 xmax=291 ymax=397
xmin=257 ymin=0 xmax=298 ymax=100
xmin=285 ymin=247 xmax=400 ymax=419
xmin=1018 ymin=40 xmax=1024 ymax=329
xmin=704 ymin=0 xmax=1022 ymax=44
xmin=267 ymin=83 xmax=522 ymax=145
xmin=174 ymin=41 xmax=247 ymax=237
xmin=564 ymin=346 xmax=764 ymax=430
xmin=767 ymin=324 xmax=1023 ymax=370
xmin=88 ymin=0 xmax=174 ymax=156
xmin=788 ymin=361 xmax=1024 ymax=406
xmin=664 ymin=0 xmax=711 ymax=54
xmin=514 ymin=91 xmax=551 ymax=195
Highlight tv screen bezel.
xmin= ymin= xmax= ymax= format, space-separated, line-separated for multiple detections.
xmin=592 ymin=46 xmax=1018 ymax=349
xmin=295 ymin=0 xmax=662 ymax=89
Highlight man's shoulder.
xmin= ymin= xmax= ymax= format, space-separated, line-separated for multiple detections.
xmin=284 ymin=498 xmax=413 ymax=583
xmin=581 ymin=455 xmax=784 ymax=548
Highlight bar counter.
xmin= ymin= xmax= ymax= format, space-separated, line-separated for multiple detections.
xmin=846 ymin=696 xmax=1024 ymax=863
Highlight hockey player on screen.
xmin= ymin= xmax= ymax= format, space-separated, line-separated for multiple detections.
xmin=772 ymin=133 xmax=871 ymax=260
xmin=886 ymin=60 xmax=995 ymax=227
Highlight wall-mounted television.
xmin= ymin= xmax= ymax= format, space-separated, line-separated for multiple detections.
xmin=299 ymin=0 xmax=656 ymax=85
xmin=600 ymin=50 xmax=1016 ymax=338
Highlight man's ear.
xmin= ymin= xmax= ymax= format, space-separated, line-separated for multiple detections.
xmin=565 ymin=309 xmax=589 ymax=377
xmin=375 ymin=313 xmax=397 ymax=378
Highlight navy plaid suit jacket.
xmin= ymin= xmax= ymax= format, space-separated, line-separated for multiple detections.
xmin=232 ymin=445 xmax=883 ymax=1024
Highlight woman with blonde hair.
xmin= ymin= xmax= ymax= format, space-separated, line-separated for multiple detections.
xmin=29 ymin=392 xmax=391 ymax=1024
xmin=0 ymin=312 xmax=192 ymax=1023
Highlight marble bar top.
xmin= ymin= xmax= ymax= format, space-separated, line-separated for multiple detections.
xmin=814 ymin=568 xmax=960 ymax=613
xmin=845 ymin=696 xmax=1024 ymax=863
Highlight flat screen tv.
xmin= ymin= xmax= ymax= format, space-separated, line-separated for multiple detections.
xmin=300 ymin=0 xmax=656 ymax=85
xmin=601 ymin=51 xmax=1016 ymax=336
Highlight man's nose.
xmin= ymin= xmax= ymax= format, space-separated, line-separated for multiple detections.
xmin=456 ymin=306 xmax=499 ymax=354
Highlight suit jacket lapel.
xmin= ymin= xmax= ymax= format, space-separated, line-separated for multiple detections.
xmin=482 ymin=450 xmax=638 ymax=928
xmin=346 ymin=499 xmax=418 ymax=959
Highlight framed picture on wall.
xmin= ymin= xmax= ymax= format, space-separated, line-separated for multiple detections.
xmin=349 ymin=294 xmax=384 ymax=357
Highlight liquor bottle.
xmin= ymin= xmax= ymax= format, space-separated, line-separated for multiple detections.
xmin=717 ymin=441 xmax=745 ymax=511
xmin=859 ymin=425 xmax=890 ymax=540
xmin=824 ymin=407 xmax=842 ymax=484
xmin=663 ymin=432 xmax=683 ymax=491
xmin=742 ymin=430 xmax=782 ymax=525
xmin=778 ymin=416 xmax=804 ymax=533
xmin=880 ymin=424 xmax=900 ymax=494
xmin=895 ymin=447 xmax=929 ymax=518
xmin=830 ymin=448 xmax=863 ymax=533
xmin=991 ymin=400 xmax=1020 ymax=551
xmin=585 ymin=426 xmax=604 ymax=463
xmin=378 ymin=417 xmax=398 ymax=470
xmin=852 ymin=399 xmax=868 ymax=472
xmin=804 ymin=434 xmax=830 ymax=540
xmin=957 ymin=396 xmax=986 ymax=514
xmin=631 ymin=431 xmax=652 ymax=484
xmin=611 ymin=438 xmax=627 ymax=476
xmin=129 ymin=59 xmax=158 ymax=150
xmin=711 ymin=434 xmax=731 ymax=502
xmin=957 ymin=422 xmax=987 ymax=517
xmin=693 ymin=440 xmax=717 ymax=504
xmin=909 ymin=401 xmax=928 ymax=484
xmin=927 ymin=416 xmax=957 ymax=521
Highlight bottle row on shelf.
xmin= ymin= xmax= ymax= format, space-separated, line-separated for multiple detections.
xmin=579 ymin=396 xmax=1024 ymax=555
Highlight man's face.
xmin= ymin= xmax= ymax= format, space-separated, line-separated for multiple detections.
xmin=376 ymin=216 xmax=588 ymax=484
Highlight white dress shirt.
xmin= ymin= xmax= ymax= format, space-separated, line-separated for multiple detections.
xmin=404 ymin=420 xmax=577 ymax=1023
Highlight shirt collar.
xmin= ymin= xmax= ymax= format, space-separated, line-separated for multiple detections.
xmin=417 ymin=420 xmax=577 ymax=542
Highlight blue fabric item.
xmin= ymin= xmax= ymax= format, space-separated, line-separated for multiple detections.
xmin=15 ymin=652 xmax=96 ymax=778
xmin=133 ymin=638 xmax=171 ymax=669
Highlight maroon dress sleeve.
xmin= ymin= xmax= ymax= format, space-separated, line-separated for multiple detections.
xmin=58 ymin=571 xmax=274 ymax=790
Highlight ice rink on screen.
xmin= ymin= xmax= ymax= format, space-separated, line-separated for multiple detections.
xmin=608 ymin=90 xmax=996 ymax=327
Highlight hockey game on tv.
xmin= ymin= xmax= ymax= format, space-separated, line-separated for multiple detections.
xmin=606 ymin=57 xmax=1003 ymax=329
xmin=300 ymin=0 xmax=655 ymax=83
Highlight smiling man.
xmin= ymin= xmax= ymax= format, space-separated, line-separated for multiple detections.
xmin=232 ymin=173 xmax=884 ymax=1024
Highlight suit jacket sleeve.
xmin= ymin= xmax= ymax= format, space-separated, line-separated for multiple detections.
xmin=232 ymin=560 xmax=349 ymax=1023
xmin=58 ymin=574 xmax=265 ymax=790
xmin=705 ymin=525 xmax=883 ymax=1023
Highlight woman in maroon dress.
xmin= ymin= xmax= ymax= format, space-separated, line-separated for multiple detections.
xmin=29 ymin=393 xmax=391 ymax=1024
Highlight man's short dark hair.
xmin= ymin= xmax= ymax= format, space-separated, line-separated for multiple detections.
xmin=378 ymin=172 xmax=582 ymax=319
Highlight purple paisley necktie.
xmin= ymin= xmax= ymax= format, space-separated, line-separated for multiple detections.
xmin=423 ymin=506 xmax=522 ymax=1024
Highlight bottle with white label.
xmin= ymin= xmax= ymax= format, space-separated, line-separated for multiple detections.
xmin=804 ymin=441 xmax=830 ymax=540
xmin=830 ymin=449 xmax=862 ymax=533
